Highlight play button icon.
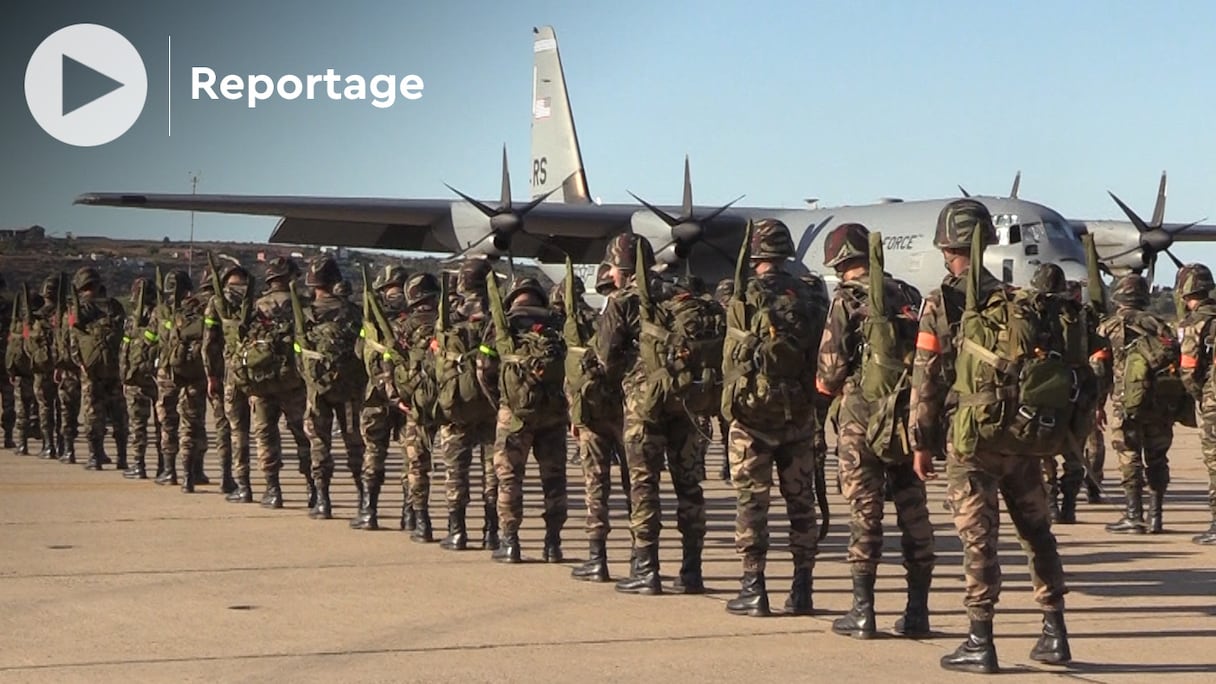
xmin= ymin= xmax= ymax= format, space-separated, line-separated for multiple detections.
xmin=25 ymin=24 xmax=147 ymax=147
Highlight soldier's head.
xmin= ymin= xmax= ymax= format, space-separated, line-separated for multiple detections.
xmin=594 ymin=262 xmax=616 ymax=295
xmin=456 ymin=257 xmax=494 ymax=294
xmin=749 ymin=218 xmax=795 ymax=273
xmin=1066 ymin=279 xmax=1083 ymax=304
xmin=549 ymin=276 xmax=584 ymax=314
xmin=72 ymin=267 xmax=103 ymax=296
xmin=1176 ymin=263 xmax=1215 ymax=310
xmin=130 ymin=276 xmax=158 ymax=305
xmin=263 ymin=257 xmax=300 ymax=289
xmin=934 ymin=199 xmax=995 ymax=276
xmin=197 ymin=269 xmax=216 ymax=296
xmin=162 ymin=269 xmax=193 ymax=303
xmin=823 ymin=222 xmax=870 ymax=278
xmin=602 ymin=233 xmax=655 ymax=287
xmin=40 ymin=274 xmax=61 ymax=302
xmin=304 ymin=255 xmax=343 ymax=293
xmin=713 ymin=277 xmax=734 ymax=305
xmin=404 ymin=272 xmax=441 ymax=308
xmin=219 ymin=262 xmax=251 ymax=295
xmin=373 ymin=265 xmax=409 ymax=299
xmin=504 ymin=277 xmax=548 ymax=310
xmin=1110 ymin=273 xmax=1150 ymax=309
xmin=672 ymin=274 xmax=708 ymax=297
xmin=1031 ymin=263 xmax=1067 ymax=294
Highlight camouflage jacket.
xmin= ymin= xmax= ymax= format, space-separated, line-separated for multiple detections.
xmin=594 ymin=278 xmax=644 ymax=389
xmin=1178 ymin=300 xmax=1216 ymax=405
xmin=386 ymin=302 xmax=438 ymax=405
xmin=202 ymin=287 xmax=251 ymax=378
xmin=1095 ymin=306 xmax=1175 ymax=413
xmin=68 ymin=294 xmax=127 ymax=372
xmin=364 ymin=291 xmax=408 ymax=397
xmin=908 ymin=267 xmax=1003 ymax=454
xmin=0 ymin=294 xmax=10 ymax=361
xmin=26 ymin=301 xmax=59 ymax=373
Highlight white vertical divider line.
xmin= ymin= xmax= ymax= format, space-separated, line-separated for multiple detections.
xmin=167 ymin=35 xmax=172 ymax=137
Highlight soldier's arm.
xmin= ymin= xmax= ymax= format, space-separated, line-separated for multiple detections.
xmin=1180 ymin=317 xmax=1203 ymax=398
xmin=908 ymin=292 xmax=947 ymax=455
xmin=594 ymin=294 xmax=635 ymax=385
xmin=815 ymin=295 xmax=851 ymax=397
xmin=203 ymin=298 xmax=224 ymax=381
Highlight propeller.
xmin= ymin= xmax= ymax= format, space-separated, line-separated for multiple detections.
xmin=629 ymin=156 xmax=743 ymax=268
xmin=1104 ymin=171 xmax=1205 ymax=285
xmin=444 ymin=145 xmax=558 ymax=259
xmin=957 ymin=170 xmax=1020 ymax=200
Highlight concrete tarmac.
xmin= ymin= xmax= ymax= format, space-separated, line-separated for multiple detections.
xmin=1 ymin=425 xmax=1214 ymax=683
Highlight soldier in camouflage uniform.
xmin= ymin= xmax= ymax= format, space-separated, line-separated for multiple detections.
xmin=1176 ymin=264 xmax=1216 ymax=545
xmin=909 ymin=199 xmax=1068 ymax=673
xmin=1099 ymin=274 xmax=1176 ymax=535
xmin=68 ymin=268 xmax=128 ymax=472
xmin=1073 ymin=279 xmax=1113 ymax=504
xmin=713 ymin=277 xmax=735 ymax=483
xmin=0 ymin=272 xmax=13 ymax=450
xmin=816 ymin=223 xmax=934 ymax=638
xmin=800 ymin=272 xmax=832 ymax=490
xmin=149 ymin=270 xmax=208 ymax=491
xmin=56 ymin=274 xmax=82 ymax=465
xmin=392 ymin=272 xmax=442 ymax=542
xmin=8 ymin=287 xmax=39 ymax=456
xmin=351 ymin=265 xmax=408 ymax=531
xmin=300 ymin=255 xmax=367 ymax=520
xmin=486 ymin=278 xmax=569 ymax=563
xmin=195 ymin=271 xmax=231 ymax=492
xmin=205 ymin=262 xmax=256 ymax=502
xmin=720 ymin=220 xmax=821 ymax=617
xmin=29 ymin=276 xmax=62 ymax=460
xmin=121 ymin=277 xmax=159 ymax=479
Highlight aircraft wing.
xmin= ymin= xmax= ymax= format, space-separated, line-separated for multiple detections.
xmin=1165 ymin=223 xmax=1216 ymax=241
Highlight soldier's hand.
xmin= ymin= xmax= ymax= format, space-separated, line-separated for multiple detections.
xmin=54 ymin=369 xmax=62 ymax=383
xmin=1095 ymin=407 xmax=1107 ymax=432
xmin=207 ymin=376 xmax=219 ymax=399
xmin=570 ymin=424 xmax=580 ymax=439
xmin=913 ymin=449 xmax=937 ymax=481
xmin=396 ymin=400 xmax=411 ymax=415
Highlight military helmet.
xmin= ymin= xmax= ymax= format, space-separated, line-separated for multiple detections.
xmin=750 ymin=218 xmax=796 ymax=260
xmin=40 ymin=274 xmax=61 ymax=300
xmin=163 ymin=269 xmax=193 ymax=296
xmin=1176 ymin=263 xmax=1215 ymax=300
xmin=595 ymin=262 xmax=615 ymax=295
xmin=219 ymin=261 xmax=250 ymax=284
xmin=373 ymin=265 xmax=410 ymax=292
xmin=72 ymin=267 xmax=103 ymax=292
xmin=822 ymin=222 xmax=870 ymax=270
xmin=673 ymin=274 xmax=708 ymax=296
xmin=550 ymin=276 xmax=585 ymax=306
xmin=304 ymin=255 xmax=343 ymax=288
xmin=264 ymin=256 xmax=300 ymax=283
xmin=504 ymin=277 xmax=549 ymax=308
xmin=713 ymin=277 xmax=734 ymax=304
xmin=333 ymin=279 xmax=353 ymax=297
xmin=404 ymin=272 xmax=441 ymax=307
xmin=456 ymin=257 xmax=494 ymax=292
xmin=1110 ymin=273 xmax=1150 ymax=307
xmin=1031 ymin=263 xmax=1067 ymax=294
xmin=935 ymin=199 xmax=996 ymax=249
xmin=196 ymin=269 xmax=216 ymax=294
xmin=602 ymin=233 xmax=655 ymax=273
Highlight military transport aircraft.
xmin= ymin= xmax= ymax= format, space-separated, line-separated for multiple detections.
xmin=75 ymin=26 xmax=1215 ymax=297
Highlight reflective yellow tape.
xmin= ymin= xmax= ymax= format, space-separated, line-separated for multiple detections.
xmin=293 ymin=342 xmax=302 ymax=353
xmin=478 ymin=344 xmax=497 ymax=358
xmin=144 ymin=330 xmax=158 ymax=342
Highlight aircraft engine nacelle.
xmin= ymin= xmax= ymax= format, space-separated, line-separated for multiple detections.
xmin=449 ymin=201 xmax=509 ymax=258
xmin=629 ymin=210 xmax=681 ymax=265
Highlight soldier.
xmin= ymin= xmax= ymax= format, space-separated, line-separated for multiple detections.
xmin=486 ymin=277 xmax=569 ymax=563
xmin=196 ymin=271 xmax=233 ymax=492
xmin=7 ymin=286 xmax=38 ymax=456
xmin=121 ymin=277 xmax=159 ymax=479
xmin=1100 ymin=274 xmax=1177 ymax=535
xmin=816 ymin=223 xmax=934 ymax=637
xmin=713 ymin=277 xmax=734 ymax=482
xmin=247 ymin=257 xmax=313 ymax=508
xmin=205 ymin=262 xmax=256 ymax=502
xmin=29 ymin=276 xmax=61 ymax=460
xmin=1177 ymin=264 xmax=1216 ymax=545
xmin=334 ymin=278 xmax=353 ymax=300
xmin=0 ymin=272 xmax=13 ymax=450
xmin=56 ymin=272 xmax=82 ymax=465
xmin=433 ymin=258 xmax=500 ymax=551
xmin=910 ymin=199 xmax=1069 ymax=673
xmin=150 ymin=270 xmax=208 ymax=491
xmin=1073 ymin=279 xmax=1113 ymax=505
xmin=719 ymin=220 xmax=822 ymax=616
xmin=352 ymin=265 xmax=409 ymax=531
xmin=67 ymin=268 xmax=128 ymax=471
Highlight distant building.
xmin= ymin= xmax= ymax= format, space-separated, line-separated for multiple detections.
xmin=0 ymin=225 xmax=47 ymax=247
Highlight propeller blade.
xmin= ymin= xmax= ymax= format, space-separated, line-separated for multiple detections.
xmin=700 ymin=195 xmax=746 ymax=223
xmin=682 ymin=156 xmax=693 ymax=219
xmin=1102 ymin=243 xmax=1148 ymax=262
xmin=445 ymin=184 xmax=499 ymax=218
xmin=518 ymin=186 xmax=560 ymax=215
xmin=1108 ymin=191 xmax=1152 ymax=234
xmin=1165 ymin=248 xmax=1184 ymax=269
xmin=1147 ymin=255 xmax=1156 ymax=288
xmin=1167 ymin=219 xmax=1204 ymax=237
xmin=1151 ymin=171 xmax=1167 ymax=227
xmin=958 ymin=185 xmax=971 ymax=198
xmin=1009 ymin=170 xmax=1021 ymax=200
xmin=446 ymin=232 xmax=495 ymax=261
xmin=704 ymin=239 xmax=737 ymax=266
xmin=628 ymin=191 xmax=680 ymax=227
xmin=500 ymin=146 xmax=512 ymax=211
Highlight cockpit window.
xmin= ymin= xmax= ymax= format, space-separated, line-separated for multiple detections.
xmin=1019 ymin=220 xmax=1070 ymax=244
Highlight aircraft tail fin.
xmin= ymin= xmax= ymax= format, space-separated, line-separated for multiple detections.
xmin=530 ymin=26 xmax=591 ymax=203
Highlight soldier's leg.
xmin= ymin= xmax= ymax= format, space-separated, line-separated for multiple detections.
xmin=179 ymin=381 xmax=208 ymax=492
xmin=614 ymin=398 xmax=665 ymax=595
xmin=12 ymin=377 xmax=33 ymax=454
xmin=404 ymin=419 xmax=434 ymax=541
xmin=81 ymin=377 xmax=105 ymax=469
xmin=575 ymin=421 xmax=616 ymax=573
xmin=225 ymin=376 xmax=253 ymax=502
xmin=666 ymin=413 xmax=707 ymax=593
xmin=1 ymin=378 xmax=14 ymax=448
xmin=35 ymin=373 xmax=57 ymax=457
xmin=724 ymin=421 xmax=775 ymax=616
xmin=437 ymin=423 xmax=474 ymax=550
xmin=124 ymin=385 xmax=151 ymax=478
xmin=1142 ymin=421 xmax=1173 ymax=534
xmin=491 ymin=407 xmax=532 ymax=563
xmin=355 ymin=398 xmax=389 ymax=530
xmin=890 ymin=457 xmax=936 ymax=636
xmin=477 ymin=424 xmax=500 ymax=550
xmin=104 ymin=380 xmax=128 ymax=470
xmin=154 ymin=379 xmax=182 ymax=482
xmin=1196 ymin=406 xmax=1216 ymax=544
xmin=251 ymin=396 xmax=284 ymax=507
xmin=717 ymin=416 xmax=730 ymax=482
xmin=775 ymin=429 xmax=820 ymax=617
xmin=1041 ymin=456 xmax=1061 ymax=521
xmin=279 ymin=388 xmax=311 ymax=479
xmin=1057 ymin=449 xmax=1085 ymax=524
xmin=59 ymin=373 xmax=81 ymax=463
xmin=305 ymin=394 xmax=336 ymax=519
xmin=1107 ymin=419 xmax=1148 ymax=533
xmin=206 ymin=377 xmax=230 ymax=488
xmin=833 ymin=422 xmax=883 ymax=634
xmin=534 ymin=422 xmax=569 ymax=563
xmin=1085 ymin=423 xmax=1106 ymax=489
xmin=338 ymin=397 xmax=366 ymax=508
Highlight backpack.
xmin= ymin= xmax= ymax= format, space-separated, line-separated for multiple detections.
xmin=162 ymin=298 xmax=207 ymax=382
xmin=121 ymin=307 xmax=158 ymax=385
xmin=391 ymin=310 xmax=441 ymax=427
xmin=1122 ymin=320 xmax=1190 ymax=425
xmin=4 ymin=291 xmax=33 ymax=378
xmin=28 ymin=312 xmax=57 ymax=374
xmin=300 ymin=301 xmax=367 ymax=401
xmin=435 ymin=311 xmax=495 ymax=426
xmin=234 ymin=303 xmax=299 ymax=397
xmin=74 ymin=299 xmax=123 ymax=382
xmin=499 ymin=309 xmax=567 ymax=422
xmin=640 ymin=289 xmax=726 ymax=416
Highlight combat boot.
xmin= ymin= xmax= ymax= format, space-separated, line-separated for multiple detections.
xmin=350 ymin=479 xmax=380 ymax=530
xmin=220 ymin=454 xmax=236 ymax=494
xmin=440 ymin=509 xmax=469 ymax=550
xmin=192 ymin=455 xmax=210 ymax=485
xmin=542 ymin=514 xmax=564 ymax=563
xmin=1047 ymin=484 xmax=1061 ymax=523
xmin=181 ymin=457 xmax=196 ymax=493
xmin=309 ymin=480 xmax=332 ymax=519
xmin=783 ymin=565 xmax=814 ymax=615
xmin=493 ymin=531 xmax=522 ymax=564
xmin=481 ymin=502 xmax=500 ymax=551
xmin=400 ymin=491 xmax=417 ymax=531
xmin=410 ymin=508 xmax=433 ymax=543
xmin=1029 ymin=611 xmax=1071 ymax=665
xmin=305 ymin=476 xmax=318 ymax=509
xmin=1192 ymin=519 xmax=1216 ymax=545
xmin=39 ymin=436 xmax=55 ymax=459
xmin=1085 ymin=479 xmax=1103 ymax=504
xmin=571 ymin=540 xmax=609 ymax=582
xmin=123 ymin=450 xmax=148 ymax=480
xmin=226 ymin=475 xmax=253 ymax=503
xmin=84 ymin=440 xmax=103 ymax=470
xmin=16 ymin=436 xmax=29 ymax=456
xmin=1147 ymin=488 xmax=1165 ymax=534
xmin=615 ymin=545 xmax=661 ymax=595
xmin=3 ymin=430 xmax=14 ymax=450
xmin=670 ymin=540 xmax=705 ymax=594
xmin=941 ymin=619 xmax=998 ymax=674
xmin=114 ymin=442 xmax=128 ymax=471
xmin=155 ymin=461 xmax=178 ymax=485
xmin=1105 ymin=488 xmax=1146 ymax=534
xmin=59 ymin=443 xmax=76 ymax=465
xmin=725 ymin=571 xmax=770 ymax=617
xmin=260 ymin=472 xmax=283 ymax=509
xmin=832 ymin=573 xmax=877 ymax=638
xmin=1058 ymin=481 xmax=1079 ymax=524
xmin=893 ymin=565 xmax=932 ymax=637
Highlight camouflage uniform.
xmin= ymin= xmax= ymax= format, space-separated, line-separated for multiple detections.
xmin=149 ymin=271 xmax=208 ymax=491
xmin=67 ymin=269 xmax=129 ymax=471
xmin=8 ymin=291 xmax=39 ymax=455
xmin=56 ymin=302 xmax=82 ymax=464
xmin=196 ymin=275 xmax=231 ymax=491
xmin=817 ymin=222 xmax=934 ymax=638
xmin=713 ymin=277 xmax=735 ymax=482
xmin=1098 ymin=274 xmax=1175 ymax=535
xmin=28 ymin=279 xmax=61 ymax=459
xmin=0 ymin=278 xmax=12 ymax=449
xmin=204 ymin=263 xmax=255 ymax=502
xmin=1176 ymin=264 xmax=1216 ymax=545
xmin=911 ymin=200 xmax=1068 ymax=674
xmin=720 ymin=221 xmax=821 ymax=617
xmin=121 ymin=277 xmax=158 ymax=479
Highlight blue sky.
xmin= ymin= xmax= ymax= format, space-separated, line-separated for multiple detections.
xmin=2 ymin=0 xmax=1214 ymax=269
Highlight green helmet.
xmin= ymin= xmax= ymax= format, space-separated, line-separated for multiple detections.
xmin=40 ymin=274 xmax=61 ymax=300
xmin=163 ymin=269 xmax=193 ymax=297
xmin=197 ymin=269 xmax=216 ymax=294
xmin=1176 ymin=263 xmax=1215 ymax=300
xmin=264 ymin=256 xmax=300 ymax=283
xmin=595 ymin=262 xmax=615 ymax=295
xmin=304 ymin=255 xmax=342 ymax=288
xmin=602 ymin=233 xmax=655 ymax=273
xmin=404 ymin=272 xmax=440 ymax=307
xmin=713 ymin=277 xmax=734 ymax=304
xmin=823 ymin=222 xmax=869 ymax=270
xmin=1030 ymin=263 xmax=1067 ymax=293
xmin=504 ymin=277 xmax=548 ymax=308
xmin=72 ymin=267 xmax=103 ymax=293
xmin=750 ymin=218 xmax=795 ymax=260
xmin=935 ymin=199 xmax=996 ymax=249
xmin=219 ymin=261 xmax=250 ymax=284
xmin=456 ymin=258 xmax=494 ymax=293
xmin=1110 ymin=273 xmax=1150 ymax=307
xmin=373 ymin=265 xmax=409 ymax=292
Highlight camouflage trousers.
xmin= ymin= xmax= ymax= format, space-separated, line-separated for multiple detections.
xmin=57 ymin=370 xmax=81 ymax=444
xmin=0 ymin=375 xmax=13 ymax=436
xmin=251 ymin=387 xmax=311 ymax=476
xmin=1199 ymin=402 xmax=1216 ymax=517
xmin=403 ymin=417 xmax=435 ymax=513
xmin=728 ymin=420 xmax=818 ymax=574
xmin=435 ymin=420 xmax=496 ymax=512
xmin=493 ymin=406 xmax=568 ymax=537
xmin=11 ymin=376 xmax=37 ymax=443
xmin=305 ymin=391 xmax=366 ymax=484
xmin=359 ymin=388 xmax=401 ymax=483
xmin=1111 ymin=417 xmax=1172 ymax=492
xmin=34 ymin=372 xmax=57 ymax=451
xmin=1042 ymin=449 xmax=1086 ymax=500
xmin=124 ymin=383 xmax=155 ymax=462
xmin=1085 ymin=425 xmax=1106 ymax=485
xmin=82 ymin=376 xmax=126 ymax=448
xmin=837 ymin=420 xmax=934 ymax=576
xmin=576 ymin=417 xmax=625 ymax=541
xmin=208 ymin=373 xmax=231 ymax=468
xmin=222 ymin=369 xmax=252 ymax=479
xmin=623 ymin=396 xmax=708 ymax=552
xmin=156 ymin=374 xmax=206 ymax=472
xmin=946 ymin=446 xmax=1067 ymax=621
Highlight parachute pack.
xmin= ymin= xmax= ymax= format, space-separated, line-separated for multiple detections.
xmin=121 ymin=282 xmax=158 ymax=386
xmin=293 ymin=284 xmax=368 ymax=401
xmin=562 ymin=257 xmax=616 ymax=426
xmin=1121 ymin=320 xmax=1191 ymax=425
xmin=73 ymin=295 xmax=124 ymax=382
xmin=4 ymin=286 xmax=32 ymax=378
xmin=233 ymin=300 xmax=299 ymax=396
xmin=434 ymin=283 xmax=496 ymax=426
xmin=161 ymin=297 xmax=208 ymax=382
xmin=360 ymin=264 xmax=440 ymax=426
xmin=487 ymin=274 xmax=566 ymax=427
